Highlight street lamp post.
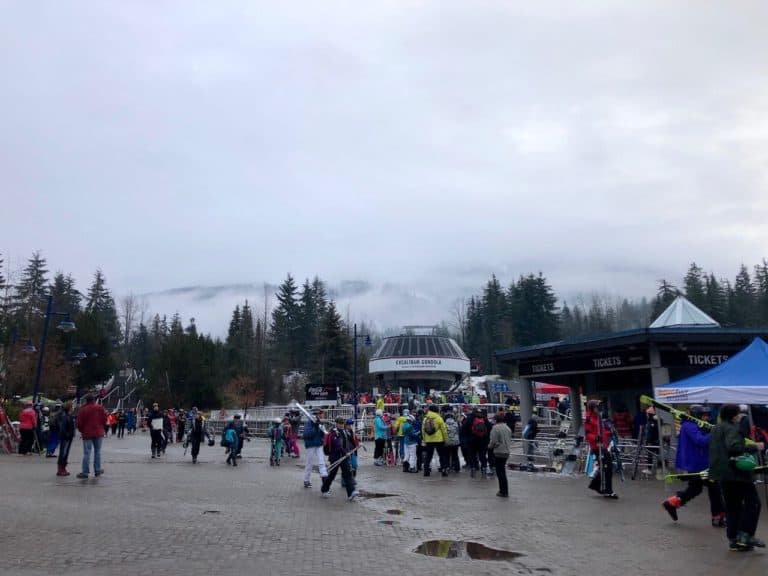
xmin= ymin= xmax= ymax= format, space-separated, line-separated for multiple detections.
xmin=31 ymin=295 xmax=76 ymax=405
xmin=352 ymin=323 xmax=371 ymax=421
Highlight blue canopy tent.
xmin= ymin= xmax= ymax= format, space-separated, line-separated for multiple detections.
xmin=655 ymin=337 xmax=768 ymax=404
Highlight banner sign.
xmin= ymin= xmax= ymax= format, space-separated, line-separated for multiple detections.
xmin=659 ymin=350 xmax=730 ymax=367
xmin=519 ymin=351 xmax=649 ymax=377
xmin=305 ymin=384 xmax=338 ymax=403
xmin=369 ymin=357 xmax=471 ymax=374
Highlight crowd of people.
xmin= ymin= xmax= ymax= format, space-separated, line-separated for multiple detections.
xmin=13 ymin=390 xmax=767 ymax=553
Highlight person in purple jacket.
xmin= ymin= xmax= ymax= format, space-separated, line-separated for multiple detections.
xmin=662 ymin=405 xmax=726 ymax=526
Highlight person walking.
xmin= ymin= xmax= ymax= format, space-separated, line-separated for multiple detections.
xmin=76 ymin=394 xmax=107 ymax=478
xmin=662 ymin=405 xmax=725 ymax=526
xmin=522 ymin=414 xmax=539 ymax=471
xmin=223 ymin=425 xmax=239 ymax=466
xmin=709 ymin=403 xmax=765 ymax=551
xmin=421 ymin=405 xmax=448 ymax=477
xmin=56 ymin=401 xmax=75 ymax=476
xmin=401 ymin=414 xmax=420 ymax=473
xmin=147 ymin=403 xmax=164 ymax=458
xmin=464 ymin=407 xmax=490 ymax=477
xmin=18 ymin=401 xmax=37 ymax=455
xmin=116 ymin=410 xmax=127 ymax=439
xmin=488 ymin=412 xmax=512 ymax=497
xmin=585 ymin=400 xmax=617 ymax=499
xmin=320 ymin=417 xmax=358 ymax=501
xmin=188 ymin=410 xmax=212 ymax=464
xmin=302 ymin=408 xmax=328 ymax=488
xmin=47 ymin=403 xmax=62 ymax=457
xmin=444 ymin=410 xmax=461 ymax=473
xmin=373 ymin=409 xmax=389 ymax=466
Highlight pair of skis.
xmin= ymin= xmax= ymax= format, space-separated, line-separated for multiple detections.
xmin=666 ymin=465 xmax=768 ymax=483
xmin=639 ymin=395 xmax=757 ymax=447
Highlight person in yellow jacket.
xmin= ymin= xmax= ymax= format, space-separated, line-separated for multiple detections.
xmin=421 ymin=405 xmax=448 ymax=477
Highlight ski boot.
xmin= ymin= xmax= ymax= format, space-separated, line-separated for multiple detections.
xmin=662 ymin=496 xmax=681 ymax=521
xmin=402 ymin=462 xmax=410 ymax=473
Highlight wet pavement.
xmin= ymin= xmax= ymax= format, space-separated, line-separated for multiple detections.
xmin=1 ymin=433 xmax=766 ymax=575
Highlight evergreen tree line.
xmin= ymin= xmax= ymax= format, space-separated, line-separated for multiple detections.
xmin=460 ymin=260 xmax=768 ymax=375
xmin=1 ymin=253 xmax=374 ymax=409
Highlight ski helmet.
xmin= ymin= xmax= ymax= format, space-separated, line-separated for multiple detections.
xmin=689 ymin=404 xmax=704 ymax=418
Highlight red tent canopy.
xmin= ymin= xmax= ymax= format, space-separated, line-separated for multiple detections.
xmin=534 ymin=383 xmax=570 ymax=395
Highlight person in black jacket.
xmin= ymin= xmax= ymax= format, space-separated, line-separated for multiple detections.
xmin=147 ymin=403 xmax=164 ymax=458
xmin=188 ymin=410 xmax=212 ymax=464
xmin=464 ymin=407 xmax=491 ymax=477
xmin=56 ymin=401 xmax=76 ymax=477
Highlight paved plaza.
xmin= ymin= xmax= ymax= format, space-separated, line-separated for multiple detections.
xmin=1 ymin=433 xmax=766 ymax=576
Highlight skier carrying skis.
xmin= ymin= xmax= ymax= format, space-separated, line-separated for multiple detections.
xmin=662 ymin=405 xmax=726 ymax=526
xmin=187 ymin=409 xmax=213 ymax=464
xmin=320 ymin=417 xmax=359 ymax=501
xmin=585 ymin=400 xmax=618 ymax=499
xmin=709 ymin=403 xmax=765 ymax=551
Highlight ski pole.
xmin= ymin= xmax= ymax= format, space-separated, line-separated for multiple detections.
xmin=326 ymin=445 xmax=362 ymax=474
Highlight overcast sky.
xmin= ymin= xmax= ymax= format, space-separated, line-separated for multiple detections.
xmin=2 ymin=2 xmax=768 ymax=336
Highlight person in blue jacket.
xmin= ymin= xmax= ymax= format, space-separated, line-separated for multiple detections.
xmin=662 ymin=405 xmax=725 ymax=526
xmin=303 ymin=408 xmax=328 ymax=488
xmin=373 ymin=409 xmax=389 ymax=466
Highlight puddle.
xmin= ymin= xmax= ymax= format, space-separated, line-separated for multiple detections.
xmin=358 ymin=490 xmax=397 ymax=499
xmin=386 ymin=509 xmax=404 ymax=515
xmin=414 ymin=540 xmax=522 ymax=561
xmin=202 ymin=510 xmax=220 ymax=514
xmin=378 ymin=520 xmax=398 ymax=525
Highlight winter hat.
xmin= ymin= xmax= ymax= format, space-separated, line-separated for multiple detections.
xmin=402 ymin=409 xmax=410 ymax=416
xmin=375 ymin=409 xmax=383 ymax=416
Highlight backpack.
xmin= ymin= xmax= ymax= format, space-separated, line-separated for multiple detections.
xmin=445 ymin=419 xmax=459 ymax=446
xmin=423 ymin=416 xmax=436 ymax=435
xmin=470 ymin=417 xmax=487 ymax=438
xmin=322 ymin=431 xmax=333 ymax=455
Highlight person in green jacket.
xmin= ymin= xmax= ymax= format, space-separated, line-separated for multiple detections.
xmin=708 ymin=403 xmax=765 ymax=552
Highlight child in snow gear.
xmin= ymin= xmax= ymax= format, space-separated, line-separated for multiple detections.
xmin=662 ymin=405 xmax=725 ymax=526
xmin=401 ymin=414 xmax=420 ymax=472
xmin=708 ymin=404 xmax=765 ymax=551
xmin=269 ymin=418 xmax=283 ymax=466
xmin=224 ymin=427 xmax=239 ymax=466
xmin=373 ymin=409 xmax=388 ymax=466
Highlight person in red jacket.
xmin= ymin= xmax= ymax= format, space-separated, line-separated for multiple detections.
xmin=585 ymin=400 xmax=618 ymax=499
xmin=76 ymin=394 xmax=107 ymax=479
xmin=18 ymin=401 xmax=37 ymax=455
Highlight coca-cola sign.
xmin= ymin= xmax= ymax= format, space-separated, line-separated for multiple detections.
xmin=305 ymin=384 xmax=337 ymax=402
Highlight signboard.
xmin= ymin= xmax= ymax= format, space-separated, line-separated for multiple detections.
xmin=659 ymin=350 xmax=730 ymax=367
xmin=369 ymin=357 xmax=471 ymax=374
xmin=305 ymin=384 xmax=338 ymax=403
xmin=490 ymin=382 xmax=509 ymax=392
xmin=519 ymin=351 xmax=649 ymax=377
